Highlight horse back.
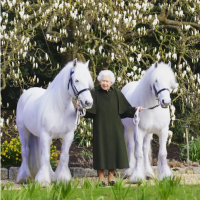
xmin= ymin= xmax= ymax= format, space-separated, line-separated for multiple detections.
xmin=16 ymin=88 xmax=46 ymax=130
xmin=121 ymin=81 xmax=140 ymax=107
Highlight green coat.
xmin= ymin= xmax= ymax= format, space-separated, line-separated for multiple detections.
xmin=85 ymin=85 xmax=136 ymax=170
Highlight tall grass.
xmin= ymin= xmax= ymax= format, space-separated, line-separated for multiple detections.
xmin=153 ymin=176 xmax=181 ymax=200
xmin=181 ymin=136 xmax=200 ymax=161
xmin=110 ymin=174 xmax=131 ymax=200
xmin=52 ymin=180 xmax=79 ymax=199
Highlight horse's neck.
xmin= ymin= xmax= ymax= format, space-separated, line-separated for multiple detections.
xmin=137 ymin=79 xmax=158 ymax=108
xmin=44 ymin=67 xmax=73 ymax=112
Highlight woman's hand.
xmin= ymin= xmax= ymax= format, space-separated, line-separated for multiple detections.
xmin=136 ymin=107 xmax=143 ymax=112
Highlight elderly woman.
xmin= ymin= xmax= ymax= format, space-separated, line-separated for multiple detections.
xmin=84 ymin=70 xmax=141 ymax=186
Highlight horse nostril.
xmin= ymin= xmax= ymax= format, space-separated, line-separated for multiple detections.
xmin=162 ymin=99 xmax=165 ymax=104
xmin=85 ymin=101 xmax=92 ymax=107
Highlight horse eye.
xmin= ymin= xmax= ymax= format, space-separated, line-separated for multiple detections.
xmin=75 ymin=79 xmax=79 ymax=83
xmin=155 ymin=79 xmax=158 ymax=82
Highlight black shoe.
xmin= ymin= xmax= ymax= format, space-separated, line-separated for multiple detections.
xmin=100 ymin=181 xmax=106 ymax=187
xmin=108 ymin=181 xmax=115 ymax=186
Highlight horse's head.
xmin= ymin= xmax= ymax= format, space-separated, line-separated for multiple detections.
xmin=150 ymin=61 xmax=177 ymax=108
xmin=69 ymin=58 xmax=94 ymax=109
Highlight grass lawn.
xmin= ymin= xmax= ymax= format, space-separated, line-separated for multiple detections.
xmin=1 ymin=181 xmax=200 ymax=200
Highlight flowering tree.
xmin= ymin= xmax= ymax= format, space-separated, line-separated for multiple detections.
xmin=1 ymin=0 xmax=200 ymax=138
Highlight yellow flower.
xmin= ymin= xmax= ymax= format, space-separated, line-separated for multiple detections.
xmin=50 ymin=157 xmax=53 ymax=160
xmin=10 ymin=141 xmax=13 ymax=145
xmin=51 ymin=142 xmax=53 ymax=145
xmin=4 ymin=141 xmax=7 ymax=144
xmin=16 ymin=158 xmax=18 ymax=160
xmin=54 ymin=146 xmax=56 ymax=149
xmin=16 ymin=154 xmax=19 ymax=156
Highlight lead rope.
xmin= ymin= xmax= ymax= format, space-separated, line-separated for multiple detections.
xmin=133 ymin=102 xmax=160 ymax=140
xmin=75 ymin=100 xmax=86 ymax=129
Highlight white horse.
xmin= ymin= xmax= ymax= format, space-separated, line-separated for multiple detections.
xmin=121 ymin=61 xmax=177 ymax=183
xmin=16 ymin=59 xmax=94 ymax=186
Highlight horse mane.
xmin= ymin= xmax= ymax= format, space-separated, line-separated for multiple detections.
xmin=130 ymin=62 xmax=176 ymax=107
xmin=38 ymin=61 xmax=94 ymax=119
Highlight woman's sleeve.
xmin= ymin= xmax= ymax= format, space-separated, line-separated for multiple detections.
xmin=115 ymin=88 xmax=136 ymax=118
xmin=120 ymin=106 xmax=136 ymax=118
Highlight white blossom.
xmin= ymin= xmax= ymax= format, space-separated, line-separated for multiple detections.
xmin=133 ymin=66 xmax=137 ymax=71
xmin=117 ymin=77 xmax=122 ymax=82
xmin=168 ymin=130 xmax=173 ymax=139
xmin=137 ymin=53 xmax=142 ymax=62
xmin=127 ymin=73 xmax=131 ymax=77
xmin=168 ymin=138 xmax=171 ymax=145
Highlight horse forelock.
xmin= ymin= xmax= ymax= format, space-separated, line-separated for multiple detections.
xmin=129 ymin=62 xmax=176 ymax=107
xmin=73 ymin=62 xmax=94 ymax=88
xmin=149 ymin=62 xmax=176 ymax=88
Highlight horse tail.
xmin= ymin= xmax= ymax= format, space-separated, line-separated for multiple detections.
xmin=28 ymin=133 xmax=41 ymax=178
xmin=16 ymin=89 xmax=41 ymax=182
xmin=148 ymin=134 xmax=153 ymax=165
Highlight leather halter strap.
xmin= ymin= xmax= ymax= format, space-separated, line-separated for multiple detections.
xmin=153 ymin=84 xmax=170 ymax=97
xmin=68 ymin=70 xmax=90 ymax=100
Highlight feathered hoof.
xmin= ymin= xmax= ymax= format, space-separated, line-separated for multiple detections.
xmin=123 ymin=175 xmax=130 ymax=180
xmin=124 ymin=168 xmax=134 ymax=177
xmin=35 ymin=168 xmax=51 ymax=186
xmin=146 ymin=175 xmax=153 ymax=180
xmin=55 ymin=173 xmax=72 ymax=184
xmin=130 ymin=171 xmax=145 ymax=184
xmin=16 ymin=167 xmax=32 ymax=184
xmin=16 ymin=176 xmax=32 ymax=184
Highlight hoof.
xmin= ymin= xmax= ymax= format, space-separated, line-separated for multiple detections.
xmin=123 ymin=175 xmax=130 ymax=180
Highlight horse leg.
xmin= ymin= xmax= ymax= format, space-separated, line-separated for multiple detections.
xmin=16 ymin=124 xmax=31 ymax=183
xmin=55 ymin=130 xmax=74 ymax=183
xmin=130 ymin=128 xmax=145 ymax=183
xmin=124 ymin=128 xmax=136 ymax=177
xmin=143 ymin=134 xmax=154 ymax=179
xmin=35 ymin=130 xmax=52 ymax=186
xmin=158 ymin=128 xmax=173 ymax=180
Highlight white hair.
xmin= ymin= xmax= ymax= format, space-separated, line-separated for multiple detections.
xmin=97 ymin=70 xmax=116 ymax=84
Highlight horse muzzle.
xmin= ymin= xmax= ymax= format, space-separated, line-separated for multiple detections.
xmin=161 ymin=99 xmax=171 ymax=108
xmin=80 ymin=100 xmax=93 ymax=109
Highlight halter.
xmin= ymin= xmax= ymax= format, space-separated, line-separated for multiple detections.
xmin=153 ymin=84 xmax=170 ymax=98
xmin=144 ymin=85 xmax=170 ymax=110
xmin=68 ymin=69 xmax=90 ymax=100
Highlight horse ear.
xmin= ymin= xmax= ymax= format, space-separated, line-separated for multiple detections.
xmin=73 ymin=58 xmax=77 ymax=67
xmin=86 ymin=60 xmax=90 ymax=68
xmin=168 ymin=61 xmax=171 ymax=68
xmin=155 ymin=61 xmax=158 ymax=68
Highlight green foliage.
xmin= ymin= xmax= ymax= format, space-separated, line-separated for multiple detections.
xmin=0 ymin=137 xmax=59 ymax=169
xmin=80 ymin=178 xmax=94 ymax=189
xmin=21 ymin=180 xmax=42 ymax=199
xmin=1 ymin=137 xmax=22 ymax=167
xmin=52 ymin=180 xmax=79 ymax=200
xmin=110 ymin=175 xmax=131 ymax=200
xmin=153 ymin=176 xmax=181 ymax=200
xmin=2 ymin=176 xmax=200 ymax=200
xmin=181 ymin=136 xmax=200 ymax=161
xmin=1 ymin=183 xmax=27 ymax=200
xmin=135 ymin=180 xmax=150 ymax=200
xmin=74 ymin=118 xmax=93 ymax=147
xmin=78 ymin=149 xmax=93 ymax=158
